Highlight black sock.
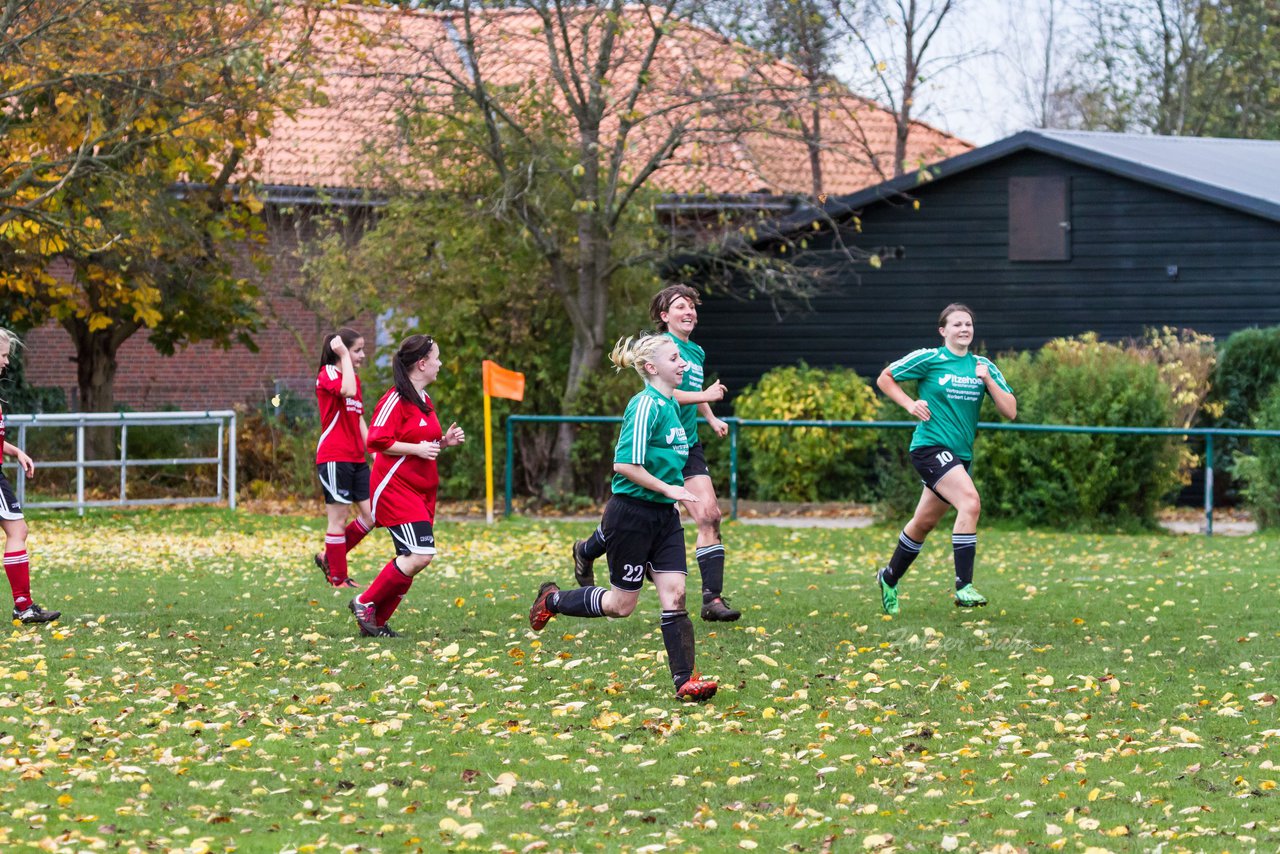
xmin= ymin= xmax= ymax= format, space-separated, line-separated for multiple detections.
xmin=696 ymin=543 xmax=725 ymax=602
xmin=660 ymin=610 xmax=696 ymax=689
xmin=952 ymin=533 xmax=976 ymax=589
xmin=882 ymin=531 xmax=924 ymax=586
xmin=549 ymin=586 xmax=606 ymax=617
xmin=580 ymin=527 xmax=607 ymax=560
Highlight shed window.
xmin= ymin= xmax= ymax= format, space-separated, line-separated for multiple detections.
xmin=1008 ymin=176 xmax=1071 ymax=261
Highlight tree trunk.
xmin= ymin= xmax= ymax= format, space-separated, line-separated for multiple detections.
xmin=808 ymin=84 xmax=824 ymax=198
xmin=64 ymin=317 xmax=138 ymax=461
xmin=543 ymin=211 xmax=610 ymax=497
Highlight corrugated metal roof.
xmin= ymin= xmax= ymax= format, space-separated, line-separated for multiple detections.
xmin=809 ymin=129 xmax=1280 ymax=226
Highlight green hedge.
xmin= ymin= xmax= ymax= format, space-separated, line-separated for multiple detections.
xmin=731 ymin=363 xmax=880 ymax=502
xmin=976 ymin=335 xmax=1183 ymax=529
xmin=1211 ymin=325 xmax=1280 ymax=471
xmin=1231 ymin=385 xmax=1280 ymax=530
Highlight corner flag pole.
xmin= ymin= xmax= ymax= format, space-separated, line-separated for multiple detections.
xmin=481 ymin=360 xmax=525 ymax=524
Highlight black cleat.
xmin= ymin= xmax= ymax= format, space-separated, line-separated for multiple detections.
xmin=700 ymin=596 xmax=741 ymax=622
xmin=13 ymin=603 xmax=60 ymax=624
xmin=572 ymin=540 xmax=595 ymax=588
xmin=349 ymin=597 xmax=380 ymax=637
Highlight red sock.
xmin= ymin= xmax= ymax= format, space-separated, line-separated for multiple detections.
xmin=377 ymin=573 xmax=414 ymax=626
xmin=362 ymin=559 xmax=411 ymax=617
xmin=344 ymin=517 xmax=372 ymax=553
xmin=324 ymin=534 xmax=348 ymax=583
xmin=4 ymin=551 xmax=31 ymax=610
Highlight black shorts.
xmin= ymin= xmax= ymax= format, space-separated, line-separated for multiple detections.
xmin=317 ymin=461 xmax=371 ymax=505
xmin=682 ymin=441 xmax=710 ymax=479
xmin=601 ymin=494 xmax=687 ymax=592
xmin=387 ymin=520 xmax=436 ymax=556
xmin=0 ymin=472 xmax=22 ymax=521
xmin=909 ymin=445 xmax=971 ymax=501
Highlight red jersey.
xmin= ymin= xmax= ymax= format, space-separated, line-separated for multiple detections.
xmin=315 ymin=366 xmax=365 ymax=463
xmin=0 ymin=401 xmax=6 ymax=445
xmin=368 ymin=387 xmax=443 ymax=525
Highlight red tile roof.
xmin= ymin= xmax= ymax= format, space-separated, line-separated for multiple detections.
xmin=256 ymin=5 xmax=970 ymax=197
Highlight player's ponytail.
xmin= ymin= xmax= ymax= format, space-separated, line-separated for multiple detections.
xmin=392 ymin=334 xmax=435 ymax=416
xmin=609 ymin=332 xmax=668 ymax=380
xmin=318 ymin=327 xmax=363 ymax=371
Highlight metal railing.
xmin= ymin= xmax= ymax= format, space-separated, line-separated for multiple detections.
xmin=503 ymin=415 xmax=1280 ymax=535
xmin=2 ymin=410 xmax=238 ymax=514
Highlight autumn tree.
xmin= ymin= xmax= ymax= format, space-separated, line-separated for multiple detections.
xmin=357 ymin=0 xmax=816 ymax=492
xmin=0 ymin=0 xmax=325 ymax=412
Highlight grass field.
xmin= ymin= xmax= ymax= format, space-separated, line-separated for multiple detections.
xmin=2 ymin=507 xmax=1278 ymax=853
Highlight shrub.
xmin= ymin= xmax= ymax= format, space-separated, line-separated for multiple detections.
xmin=1211 ymin=325 xmax=1280 ymax=467
xmin=731 ymin=363 xmax=880 ymax=502
xmin=870 ymin=397 xmax=925 ymax=520
xmin=236 ymin=391 xmax=321 ymax=501
xmin=1230 ymin=385 xmax=1280 ymax=530
xmin=1125 ymin=326 xmax=1222 ymax=486
xmin=976 ymin=335 xmax=1183 ymax=529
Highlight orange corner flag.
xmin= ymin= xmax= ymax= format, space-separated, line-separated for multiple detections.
xmin=482 ymin=360 xmax=525 ymax=401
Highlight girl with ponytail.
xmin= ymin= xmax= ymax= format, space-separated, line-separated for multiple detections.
xmin=348 ymin=334 xmax=465 ymax=637
xmin=313 ymin=327 xmax=373 ymax=587
xmin=528 ymin=332 xmax=718 ymax=703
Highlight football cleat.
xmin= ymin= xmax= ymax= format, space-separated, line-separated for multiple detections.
xmin=877 ymin=568 xmax=899 ymax=616
xmin=953 ymin=584 xmax=988 ymax=608
xmin=529 ymin=581 xmax=559 ymax=631
xmin=13 ymin=603 xmax=60 ymax=624
xmin=675 ymin=676 xmax=718 ymax=702
xmin=572 ymin=539 xmax=595 ymax=588
xmin=349 ymin=597 xmax=380 ymax=637
xmin=700 ymin=596 xmax=741 ymax=622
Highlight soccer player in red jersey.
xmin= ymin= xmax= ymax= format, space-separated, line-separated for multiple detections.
xmin=349 ymin=334 xmax=465 ymax=637
xmin=0 ymin=329 xmax=62 ymax=624
xmin=314 ymin=328 xmax=374 ymax=588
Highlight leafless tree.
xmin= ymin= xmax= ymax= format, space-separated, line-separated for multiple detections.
xmin=363 ymin=0 xmax=848 ymax=491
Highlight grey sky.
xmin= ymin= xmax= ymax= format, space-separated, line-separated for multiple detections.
xmin=835 ymin=0 xmax=1087 ymax=146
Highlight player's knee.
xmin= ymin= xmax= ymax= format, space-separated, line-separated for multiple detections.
xmin=700 ymin=505 xmax=722 ymax=534
xmin=5 ymin=520 xmax=28 ymax=543
xmin=912 ymin=515 xmax=938 ymax=536
xmin=606 ymin=598 xmax=637 ymax=618
xmin=402 ymin=553 xmax=434 ymax=575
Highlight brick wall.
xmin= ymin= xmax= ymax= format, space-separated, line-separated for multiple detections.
xmin=22 ymin=208 xmax=377 ymax=411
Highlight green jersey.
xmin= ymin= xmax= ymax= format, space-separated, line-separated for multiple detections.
xmin=612 ymin=384 xmax=690 ymax=503
xmin=888 ymin=347 xmax=1012 ymax=460
xmin=665 ymin=332 xmax=706 ymax=444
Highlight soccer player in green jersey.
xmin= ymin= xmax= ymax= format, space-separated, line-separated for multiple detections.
xmin=875 ymin=304 xmax=1017 ymax=614
xmin=529 ymin=333 xmax=718 ymax=703
xmin=571 ymin=284 xmax=742 ymax=622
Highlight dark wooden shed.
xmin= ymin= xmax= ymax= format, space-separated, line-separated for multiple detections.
xmin=694 ymin=130 xmax=1280 ymax=390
